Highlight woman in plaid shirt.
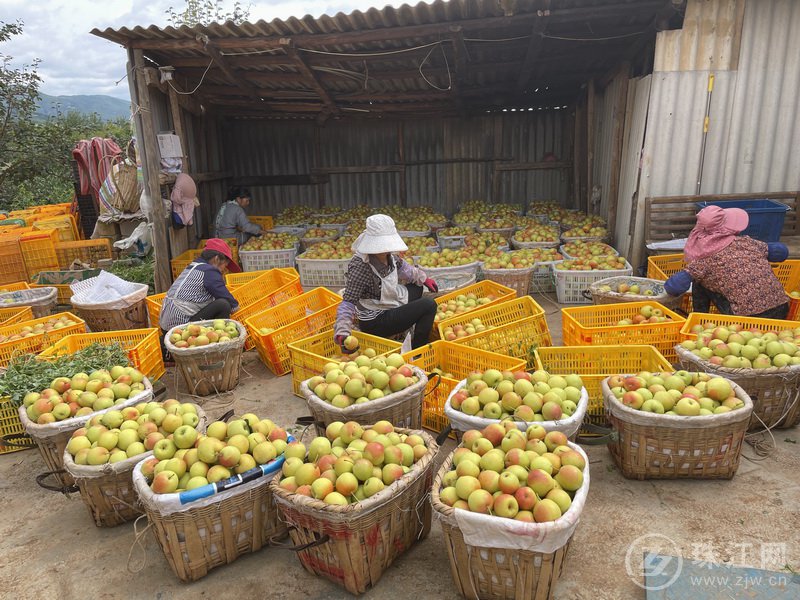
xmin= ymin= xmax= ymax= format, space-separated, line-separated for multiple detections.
xmin=334 ymin=215 xmax=439 ymax=351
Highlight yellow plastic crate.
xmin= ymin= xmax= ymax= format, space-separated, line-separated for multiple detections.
xmin=439 ymin=296 xmax=552 ymax=366
xmin=402 ymin=340 xmax=527 ymax=434
xmin=230 ymin=269 xmax=304 ymax=350
xmin=431 ymin=280 xmax=517 ymax=339
xmin=562 ymin=301 xmax=686 ymax=364
xmin=0 ymin=311 xmax=86 ymax=368
xmin=20 ymin=229 xmax=60 ymax=279
xmin=146 ymin=293 xmax=166 ymax=328
xmin=0 ymin=306 xmax=34 ymax=327
xmin=225 ymin=267 xmax=299 ymax=289
xmin=250 ymin=215 xmax=274 ymax=230
xmin=55 ymin=239 xmax=112 ymax=269
xmin=39 ymin=328 xmax=165 ymax=381
xmin=32 ymin=214 xmax=79 ymax=242
xmin=532 ymin=345 xmax=673 ymax=430
xmin=0 ymin=281 xmax=31 ymax=293
xmin=648 ymin=254 xmax=800 ymax=314
xmin=169 ymin=249 xmax=203 ymax=279
xmin=288 ymin=329 xmax=403 ymax=397
xmin=788 ymin=293 xmax=800 ymax=320
xmin=245 ymin=288 xmax=342 ymax=376
xmin=198 ymin=238 xmax=239 ymax=264
xmin=0 ymin=396 xmax=35 ymax=455
xmin=0 ymin=235 xmax=28 ymax=285
xmin=679 ymin=312 xmax=800 ymax=341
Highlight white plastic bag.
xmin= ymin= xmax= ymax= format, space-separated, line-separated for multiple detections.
xmin=70 ymin=271 xmax=149 ymax=309
xmin=113 ymin=222 xmax=152 ymax=253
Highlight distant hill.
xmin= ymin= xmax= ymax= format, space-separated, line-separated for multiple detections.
xmin=36 ymin=93 xmax=131 ymax=121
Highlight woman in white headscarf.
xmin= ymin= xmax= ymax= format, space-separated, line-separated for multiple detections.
xmin=334 ymin=214 xmax=438 ymax=352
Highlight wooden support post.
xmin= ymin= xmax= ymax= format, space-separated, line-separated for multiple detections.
xmin=130 ymin=49 xmax=172 ymax=292
xmin=168 ymin=87 xmax=191 ymax=174
xmin=586 ymin=79 xmax=595 ymax=214
xmin=449 ymin=26 xmax=468 ymax=114
xmin=606 ymin=65 xmax=630 ymax=241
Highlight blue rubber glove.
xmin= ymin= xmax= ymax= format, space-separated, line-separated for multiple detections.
xmin=664 ymin=270 xmax=693 ymax=296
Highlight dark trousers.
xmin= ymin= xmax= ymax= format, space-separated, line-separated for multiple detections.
xmin=359 ymin=284 xmax=437 ymax=349
xmin=693 ymin=283 xmax=789 ymax=319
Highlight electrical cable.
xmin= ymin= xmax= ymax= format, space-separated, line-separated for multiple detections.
xmin=418 ymin=43 xmax=451 ymax=92
xmin=167 ymin=59 xmax=214 ymax=95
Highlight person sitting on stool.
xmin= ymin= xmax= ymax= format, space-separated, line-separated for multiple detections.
xmin=160 ymin=238 xmax=241 ymax=334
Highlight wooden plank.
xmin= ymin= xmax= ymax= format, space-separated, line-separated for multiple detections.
xmin=235 ymin=174 xmax=329 ymax=186
xmin=606 ymin=64 xmax=630 ymax=240
xmin=312 ymin=165 xmax=405 ymax=175
xmin=495 ymin=161 xmax=573 ymax=172
xmin=168 ymin=86 xmax=191 ymax=174
xmin=130 ymin=49 xmax=172 ymax=293
xmin=142 ymin=66 xmax=205 ymax=117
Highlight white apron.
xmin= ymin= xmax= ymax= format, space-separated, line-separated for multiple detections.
xmin=167 ymin=262 xmax=208 ymax=317
xmin=359 ymin=260 xmax=408 ymax=312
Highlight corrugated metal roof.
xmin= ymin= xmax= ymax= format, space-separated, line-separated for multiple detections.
xmin=94 ymin=0 xmax=679 ymax=118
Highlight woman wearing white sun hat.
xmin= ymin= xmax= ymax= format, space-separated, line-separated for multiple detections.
xmin=334 ymin=214 xmax=439 ymax=352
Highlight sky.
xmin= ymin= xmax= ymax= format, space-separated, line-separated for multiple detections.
xmin=0 ymin=0 xmax=403 ymax=99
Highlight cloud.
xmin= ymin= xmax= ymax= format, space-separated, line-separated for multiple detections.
xmin=0 ymin=0 xmax=407 ymax=100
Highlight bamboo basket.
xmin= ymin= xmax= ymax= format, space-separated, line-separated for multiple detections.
xmin=18 ymin=380 xmax=153 ymax=490
xmin=587 ymin=276 xmax=684 ymax=311
xmin=73 ymin=298 xmax=149 ymax=331
xmin=602 ymin=376 xmax=753 ymax=479
xmin=0 ymin=287 xmax=57 ymax=318
xmin=480 ymin=267 xmax=535 ymax=297
xmin=431 ymin=442 xmax=589 ymax=600
xmin=300 ymin=367 xmax=429 ymax=435
xmin=62 ymin=405 xmax=207 ymax=527
xmin=165 ymin=320 xmax=247 ymax=396
xmin=271 ymin=428 xmax=438 ymax=595
xmin=132 ymin=451 xmax=288 ymax=582
xmin=675 ymin=345 xmax=800 ymax=430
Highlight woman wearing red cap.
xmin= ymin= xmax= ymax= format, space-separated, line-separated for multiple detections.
xmin=160 ymin=238 xmax=241 ymax=332
xmin=665 ymin=205 xmax=790 ymax=317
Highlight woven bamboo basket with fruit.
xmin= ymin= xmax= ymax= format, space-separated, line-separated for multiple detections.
xmin=431 ymin=428 xmax=590 ymax=600
xmin=587 ymin=276 xmax=683 ymax=311
xmin=271 ymin=423 xmax=438 ymax=595
xmin=601 ymin=372 xmax=752 ymax=479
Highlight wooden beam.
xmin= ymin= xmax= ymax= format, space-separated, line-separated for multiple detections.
xmin=120 ymin=2 xmax=667 ymax=51
xmin=130 ymin=49 xmax=172 ymax=293
xmin=312 ymin=165 xmax=404 ymax=175
xmin=517 ymin=13 xmax=549 ymax=90
xmin=280 ymin=41 xmax=339 ymax=119
xmin=606 ymin=64 xmax=630 ymax=240
xmin=142 ymin=66 xmax=205 ymax=116
xmin=495 ymin=161 xmax=573 ymax=172
xmin=203 ymin=41 xmax=271 ymax=108
xmin=235 ymin=174 xmax=329 ymax=186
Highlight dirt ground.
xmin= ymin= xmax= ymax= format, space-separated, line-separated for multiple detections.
xmin=1 ymin=300 xmax=798 ymax=600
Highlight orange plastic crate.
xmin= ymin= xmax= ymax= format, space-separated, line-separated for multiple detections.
xmin=231 ymin=269 xmax=304 ymax=350
xmin=0 ymin=235 xmax=28 ymax=285
xmin=0 ymin=281 xmax=31 ymax=293
xmin=170 ymin=249 xmax=202 ymax=279
xmin=0 ymin=311 xmax=86 ymax=368
xmin=0 ymin=306 xmax=34 ymax=327
xmin=55 ymin=239 xmax=112 ymax=268
xmin=431 ymin=280 xmax=517 ymax=339
xmin=39 ymin=328 xmax=165 ymax=381
xmin=32 ymin=214 xmax=79 ymax=242
xmin=532 ymin=345 xmax=673 ymax=429
xmin=225 ymin=267 xmax=299 ymax=289
xmin=146 ymin=293 xmax=166 ymax=328
xmin=245 ymin=288 xmax=342 ymax=375
xmin=439 ymin=296 xmax=552 ymax=366
xmin=679 ymin=312 xmax=800 ymax=341
xmin=288 ymin=329 xmax=403 ymax=396
xmin=250 ymin=215 xmax=274 ymax=230
xmin=648 ymin=254 xmax=800 ymax=314
xmin=788 ymin=293 xmax=800 ymax=320
xmin=562 ymin=301 xmax=686 ymax=364
xmin=402 ymin=340 xmax=526 ymax=434
xmin=20 ymin=229 xmax=60 ymax=279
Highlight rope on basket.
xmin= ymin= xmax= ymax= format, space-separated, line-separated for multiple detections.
xmin=741 ymin=372 xmax=800 ymax=460
xmin=127 ymin=514 xmax=153 ymax=574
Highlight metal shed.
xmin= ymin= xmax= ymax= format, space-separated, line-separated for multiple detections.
xmin=93 ymin=0 xmax=687 ymax=290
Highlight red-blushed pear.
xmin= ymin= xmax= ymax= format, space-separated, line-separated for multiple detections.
xmin=477 ymin=470 xmax=500 ymax=493
xmin=493 ymin=493 xmax=519 ymax=518
xmin=541 ymin=401 xmax=563 ymax=421
xmin=363 ymin=442 xmax=385 ymax=465
xmin=461 ymin=429 xmax=483 ymax=448
xmin=207 ymin=465 xmax=231 ymax=483
xmin=140 ymin=457 xmax=159 ymax=480
xmin=504 ymin=448 xmax=529 ymax=469
xmin=311 ymin=478 xmax=335 ymax=500
xmin=336 ymin=472 xmax=359 ymax=497
xmin=546 ymin=488 xmax=572 ymax=513
xmin=205 ymin=421 xmax=227 ymax=441
xmin=382 ymin=464 xmax=404 ymax=485
xmin=467 ymin=488 xmax=494 ymax=514
xmin=153 ymin=439 xmax=177 ymax=461
xmin=623 ymin=376 xmax=643 ymax=391
xmin=363 ymin=477 xmax=385 ymax=497
xmin=440 ymin=486 xmax=459 ymax=507
xmin=268 ymin=427 xmax=288 ymax=442
xmin=217 ymin=445 xmax=241 ymax=468
xmin=252 ymin=441 xmax=277 ymax=465
xmin=505 ymin=464 xmax=528 ymax=483
xmin=514 ymin=510 xmax=535 ymax=522
xmin=544 ymin=431 xmax=568 ymax=452
xmin=498 ymin=471 xmax=520 ymax=495
xmin=482 ymin=423 xmax=506 ymax=447
xmin=533 ymin=498 xmax=562 ymax=523
xmin=527 ymin=469 xmax=556 ymax=497
xmin=383 ymin=445 xmax=403 ymax=465
xmin=456 ymin=460 xmax=481 ymax=479
xmin=621 ymin=391 xmax=644 ymax=410
xmin=470 ymin=437 xmax=494 ymax=456
xmin=189 ymin=460 xmax=210 ymax=478
xmin=295 ymin=484 xmax=313 ymax=497
xmin=478 ymin=449 xmax=505 ymax=473
xmin=323 ymin=491 xmax=349 ymax=506
xmin=558 ymin=450 xmax=586 ymax=471
xmin=152 ymin=471 xmax=179 ymax=494
xmin=554 ymin=464 xmax=583 ymax=491
xmin=325 ymin=421 xmax=344 ymax=441
xmin=514 ymin=486 xmax=538 ymax=511
xmin=526 ymin=424 xmax=547 ymax=440
xmin=455 ymin=475 xmax=481 ymax=500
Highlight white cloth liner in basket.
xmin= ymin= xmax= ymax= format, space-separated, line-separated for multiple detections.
xmin=443 ymin=379 xmax=589 ymax=439
xmin=450 ymin=441 xmax=590 ymax=553
xmin=19 ymin=378 xmax=154 ymax=439
xmin=0 ymin=287 xmax=57 ymax=308
xmin=70 ymin=271 xmax=149 ymax=309
xmin=418 ymin=262 xmax=480 ymax=292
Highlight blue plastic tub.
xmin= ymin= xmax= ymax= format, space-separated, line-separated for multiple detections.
xmin=695 ymin=199 xmax=789 ymax=243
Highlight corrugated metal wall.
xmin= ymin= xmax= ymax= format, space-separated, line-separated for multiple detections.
xmin=592 ymin=76 xmax=623 ymax=217
xmin=222 ymin=110 xmax=572 ymax=218
xmin=626 ymin=0 xmax=800 ymax=269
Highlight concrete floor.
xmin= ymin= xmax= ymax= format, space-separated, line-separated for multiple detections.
xmin=1 ymin=297 xmax=798 ymax=599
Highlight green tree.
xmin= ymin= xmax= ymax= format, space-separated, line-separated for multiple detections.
xmin=166 ymin=0 xmax=251 ymax=27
